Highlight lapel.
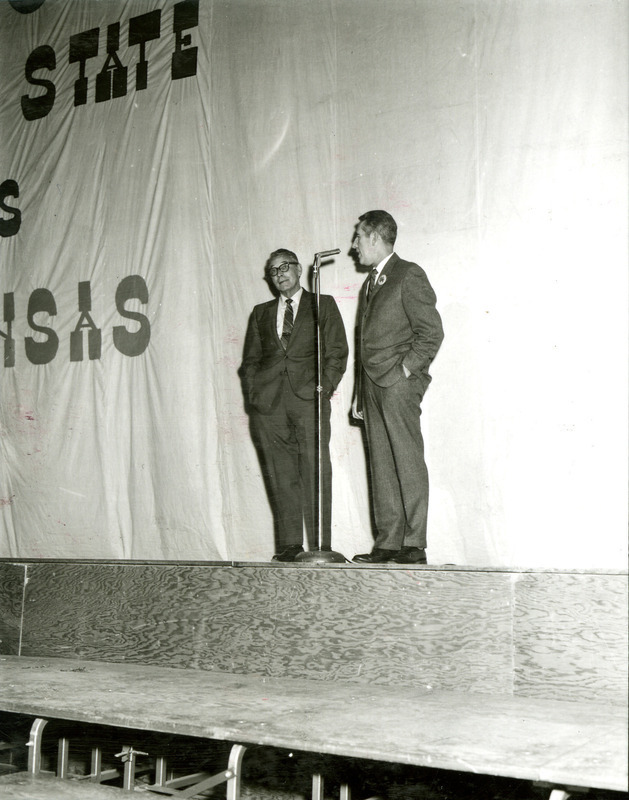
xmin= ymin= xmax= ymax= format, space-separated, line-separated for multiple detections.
xmin=265 ymin=299 xmax=282 ymax=348
xmin=370 ymin=252 xmax=397 ymax=301
xmin=270 ymin=290 xmax=311 ymax=350
xmin=361 ymin=274 xmax=371 ymax=306
xmin=362 ymin=253 xmax=398 ymax=316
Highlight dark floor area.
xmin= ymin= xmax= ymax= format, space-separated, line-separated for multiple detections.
xmin=1 ymin=713 xmax=625 ymax=800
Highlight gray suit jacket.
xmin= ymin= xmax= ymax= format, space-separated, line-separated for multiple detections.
xmin=241 ymin=291 xmax=348 ymax=415
xmin=355 ymin=253 xmax=444 ymax=400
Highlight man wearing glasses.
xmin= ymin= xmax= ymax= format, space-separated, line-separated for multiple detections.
xmin=240 ymin=249 xmax=348 ymax=561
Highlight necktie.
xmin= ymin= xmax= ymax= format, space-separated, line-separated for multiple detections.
xmin=367 ymin=268 xmax=378 ymax=300
xmin=281 ymin=298 xmax=294 ymax=349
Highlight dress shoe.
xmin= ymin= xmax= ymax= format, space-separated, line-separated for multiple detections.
xmin=392 ymin=546 xmax=427 ymax=564
xmin=272 ymin=545 xmax=304 ymax=562
xmin=352 ymin=548 xmax=398 ymax=563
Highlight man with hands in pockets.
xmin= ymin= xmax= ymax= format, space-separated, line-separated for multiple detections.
xmin=351 ymin=211 xmax=444 ymax=565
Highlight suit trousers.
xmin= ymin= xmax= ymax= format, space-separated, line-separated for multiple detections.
xmin=362 ymin=369 xmax=429 ymax=550
xmin=252 ymin=378 xmax=332 ymax=550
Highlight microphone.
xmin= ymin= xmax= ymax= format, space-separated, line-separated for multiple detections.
xmin=314 ymin=249 xmax=341 ymax=259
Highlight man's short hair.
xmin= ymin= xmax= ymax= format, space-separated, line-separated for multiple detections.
xmin=267 ymin=248 xmax=299 ymax=269
xmin=358 ymin=210 xmax=397 ymax=246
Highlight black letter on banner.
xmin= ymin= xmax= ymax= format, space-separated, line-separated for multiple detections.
xmin=113 ymin=275 xmax=150 ymax=357
xmin=1 ymin=293 xmax=15 ymax=368
xmin=9 ymin=1 xmax=47 ymax=12
xmin=70 ymin=281 xmax=102 ymax=362
xmin=172 ymin=0 xmax=198 ymax=80
xmin=69 ymin=28 xmax=99 ymax=107
xmin=129 ymin=10 xmax=161 ymax=91
xmin=0 ymin=180 xmax=21 ymax=238
xmin=26 ymin=288 xmax=59 ymax=365
xmin=21 ymin=45 xmax=56 ymax=120
xmin=96 ymin=22 xmax=127 ymax=103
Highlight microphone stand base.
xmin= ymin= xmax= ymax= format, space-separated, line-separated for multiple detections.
xmin=295 ymin=549 xmax=348 ymax=564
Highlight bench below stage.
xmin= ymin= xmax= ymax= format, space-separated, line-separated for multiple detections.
xmin=1 ymin=656 xmax=626 ymax=797
xmin=0 ymin=772 xmax=129 ymax=799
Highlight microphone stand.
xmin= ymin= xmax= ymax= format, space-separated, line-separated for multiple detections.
xmin=295 ymin=250 xmax=347 ymax=564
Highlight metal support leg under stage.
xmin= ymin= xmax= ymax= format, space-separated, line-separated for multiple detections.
xmin=26 ymin=718 xmax=48 ymax=775
xmin=312 ymin=771 xmax=351 ymax=800
xmin=145 ymin=743 xmax=247 ymax=800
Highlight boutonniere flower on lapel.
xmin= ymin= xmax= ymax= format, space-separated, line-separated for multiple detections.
xmin=377 ymin=274 xmax=387 ymax=286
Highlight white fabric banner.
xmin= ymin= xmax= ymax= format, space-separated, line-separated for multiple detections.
xmin=0 ymin=0 xmax=626 ymax=568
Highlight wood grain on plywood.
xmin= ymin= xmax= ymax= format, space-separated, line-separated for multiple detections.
xmin=513 ymin=572 xmax=628 ymax=703
xmin=20 ymin=564 xmax=514 ymax=693
xmin=0 ymin=563 xmax=25 ymax=656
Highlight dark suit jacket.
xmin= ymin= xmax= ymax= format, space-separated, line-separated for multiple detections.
xmin=241 ymin=290 xmax=348 ymax=414
xmin=355 ymin=253 xmax=444 ymax=397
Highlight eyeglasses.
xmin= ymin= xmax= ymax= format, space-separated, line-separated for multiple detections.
xmin=267 ymin=261 xmax=297 ymax=277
